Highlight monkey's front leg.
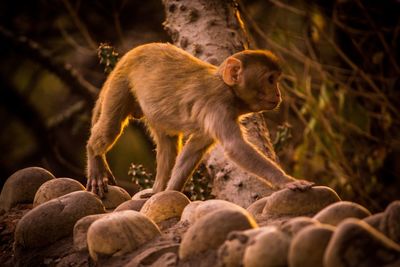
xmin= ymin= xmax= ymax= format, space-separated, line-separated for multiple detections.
xmin=86 ymin=153 xmax=116 ymax=198
xmin=166 ymin=135 xmax=214 ymax=192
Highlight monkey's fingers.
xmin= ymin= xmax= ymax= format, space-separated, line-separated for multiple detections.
xmin=91 ymin=179 xmax=104 ymax=198
xmin=86 ymin=179 xmax=92 ymax=191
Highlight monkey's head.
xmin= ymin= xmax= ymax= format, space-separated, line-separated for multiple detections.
xmin=220 ymin=50 xmax=282 ymax=112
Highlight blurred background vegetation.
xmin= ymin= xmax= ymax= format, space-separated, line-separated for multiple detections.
xmin=0 ymin=0 xmax=398 ymax=212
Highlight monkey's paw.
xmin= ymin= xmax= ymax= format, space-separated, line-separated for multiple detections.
xmin=284 ymin=179 xmax=314 ymax=191
xmin=86 ymin=171 xmax=117 ymax=198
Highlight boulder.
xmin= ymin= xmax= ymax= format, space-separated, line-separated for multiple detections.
xmin=87 ymin=210 xmax=161 ymax=261
xmin=281 ymin=216 xmax=320 ymax=236
xmin=179 ymin=209 xmax=257 ymax=260
xmin=243 ymin=227 xmax=290 ymax=267
xmin=140 ymin=191 xmax=190 ymax=225
xmin=380 ymin=200 xmax=400 ymax=244
xmin=132 ymin=188 xmax=153 ymax=200
xmin=218 ymin=227 xmax=270 ymax=267
xmin=313 ymin=201 xmax=371 ymax=226
xmin=14 ymin=191 xmax=105 ymax=248
xmin=288 ymin=224 xmax=335 ymax=267
xmin=261 ymin=186 xmax=341 ymax=219
xmin=324 ymin=218 xmax=400 ymax=267
xmin=0 ymin=167 xmax=55 ymax=211
xmin=114 ymin=199 xmax=147 ymax=212
xmin=364 ymin=201 xmax=400 ymax=244
xmin=180 ymin=201 xmax=203 ymax=223
xmin=73 ymin=214 xmax=108 ymax=251
xmin=33 ymin=178 xmax=85 ymax=207
xmin=101 ymin=185 xmax=131 ymax=210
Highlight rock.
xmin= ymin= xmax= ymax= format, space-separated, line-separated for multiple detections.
xmin=243 ymin=227 xmax=290 ymax=267
xmin=246 ymin=198 xmax=268 ymax=218
xmin=140 ymin=191 xmax=190 ymax=225
xmin=324 ymin=218 xmax=400 ymax=267
xmin=101 ymin=185 xmax=131 ymax=210
xmin=179 ymin=209 xmax=257 ymax=260
xmin=132 ymin=188 xmax=153 ymax=200
xmin=114 ymin=199 xmax=147 ymax=212
xmin=0 ymin=167 xmax=55 ymax=211
xmin=194 ymin=199 xmax=248 ymax=220
xmin=14 ymin=191 xmax=105 ymax=248
xmin=363 ymin=201 xmax=400 ymax=244
xmin=281 ymin=216 xmax=320 ymax=236
xmin=313 ymin=201 xmax=371 ymax=226
xmin=261 ymin=186 xmax=340 ymax=219
xmin=180 ymin=201 xmax=203 ymax=223
xmin=288 ymin=224 xmax=335 ymax=267
xmin=73 ymin=214 xmax=108 ymax=251
xmin=363 ymin=212 xmax=384 ymax=229
xmin=33 ymin=178 xmax=85 ymax=207
xmin=380 ymin=200 xmax=400 ymax=244
xmin=87 ymin=210 xmax=161 ymax=261
xmin=218 ymin=228 xmax=269 ymax=267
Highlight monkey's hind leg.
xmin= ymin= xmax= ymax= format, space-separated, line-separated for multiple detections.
xmin=152 ymin=131 xmax=180 ymax=193
xmin=86 ymin=78 xmax=136 ymax=197
xmin=166 ymin=134 xmax=214 ymax=192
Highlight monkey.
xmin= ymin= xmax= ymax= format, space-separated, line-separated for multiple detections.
xmin=86 ymin=43 xmax=314 ymax=198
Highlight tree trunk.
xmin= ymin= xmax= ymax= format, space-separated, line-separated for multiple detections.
xmin=162 ymin=0 xmax=277 ymax=207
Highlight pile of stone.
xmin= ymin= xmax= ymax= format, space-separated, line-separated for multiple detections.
xmin=1 ymin=167 xmax=399 ymax=266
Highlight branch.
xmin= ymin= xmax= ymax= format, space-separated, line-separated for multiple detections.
xmin=0 ymin=25 xmax=98 ymax=103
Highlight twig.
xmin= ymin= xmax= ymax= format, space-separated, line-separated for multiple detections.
xmin=0 ymin=25 xmax=98 ymax=103
xmin=61 ymin=0 xmax=98 ymax=50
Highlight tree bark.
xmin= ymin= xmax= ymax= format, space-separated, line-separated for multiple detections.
xmin=162 ymin=0 xmax=277 ymax=207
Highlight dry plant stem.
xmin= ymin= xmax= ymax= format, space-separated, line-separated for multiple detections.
xmin=162 ymin=0 xmax=277 ymax=207
xmin=355 ymin=0 xmax=400 ymax=73
xmin=0 ymin=25 xmax=98 ymax=103
xmin=62 ymin=0 xmax=98 ymax=50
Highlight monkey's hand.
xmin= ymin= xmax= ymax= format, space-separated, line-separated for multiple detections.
xmin=86 ymin=168 xmax=117 ymax=198
xmin=284 ymin=179 xmax=314 ymax=191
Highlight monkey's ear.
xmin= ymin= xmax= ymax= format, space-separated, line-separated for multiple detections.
xmin=222 ymin=57 xmax=243 ymax=86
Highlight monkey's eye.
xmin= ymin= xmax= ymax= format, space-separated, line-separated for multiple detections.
xmin=267 ymin=74 xmax=275 ymax=85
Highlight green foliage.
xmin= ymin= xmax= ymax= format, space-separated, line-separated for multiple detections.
xmin=249 ymin=0 xmax=400 ymax=211
xmin=97 ymin=43 xmax=120 ymax=74
xmin=129 ymin=163 xmax=214 ymax=201
xmin=273 ymin=123 xmax=293 ymax=153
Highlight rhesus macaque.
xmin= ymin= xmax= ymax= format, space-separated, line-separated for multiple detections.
xmin=86 ymin=43 xmax=314 ymax=197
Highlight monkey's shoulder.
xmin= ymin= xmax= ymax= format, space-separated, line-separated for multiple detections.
xmin=124 ymin=43 xmax=210 ymax=67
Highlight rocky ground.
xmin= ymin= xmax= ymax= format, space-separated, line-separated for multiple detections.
xmin=0 ymin=167 xmax=400 ymax=267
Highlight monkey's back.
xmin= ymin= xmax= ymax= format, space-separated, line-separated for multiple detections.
xmin=112 ymin=43 xmax=224 ymax=135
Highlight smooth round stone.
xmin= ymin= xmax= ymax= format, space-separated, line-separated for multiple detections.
xmin=87 ymin=210 xmax=161 ymax=261
xmin=132 ymin=188 xmax=153 ymax=200
xmin=243 ymin=227 xmax=291 ymax=267
xmin=180 ymin=201 xmax=203 ymax=223
xmin=313 ymin=201 xmax=371 ymax=226
xmin=324 ymin=218 xmax=400 ymax=267
xmin=14 ymin=191 xmax=105 ymax=248
xmin=281 ymin=216 xmax=320 ymax=236
xmin=0 ymin=167 xmax=55 ymax=211
xmin=73 ymin=214 xmax=108 ymax=251
xmin=289 ymin=224 xmax=335 ymax=267
xmin=140 ymin=191 xmax=190 ymax=225
xmin=218 ymin=228 xmax=270 ymax=267
xmin=261 ymin=186 xmax=341 ymax=218
xmin=33 ymin=178 xmax=85 ymax=207
xmin=194 ymin=199 xmax=248 ymax=221
xmin=179 ymin=209 xmax=258 ymax=260
xmin=114 ymin=199 xmax=147 ymax=212
xmin=381 ymin=200 xmax=400 ymax=243
xmin=101 ymin=185 xmax=131 ymax=210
